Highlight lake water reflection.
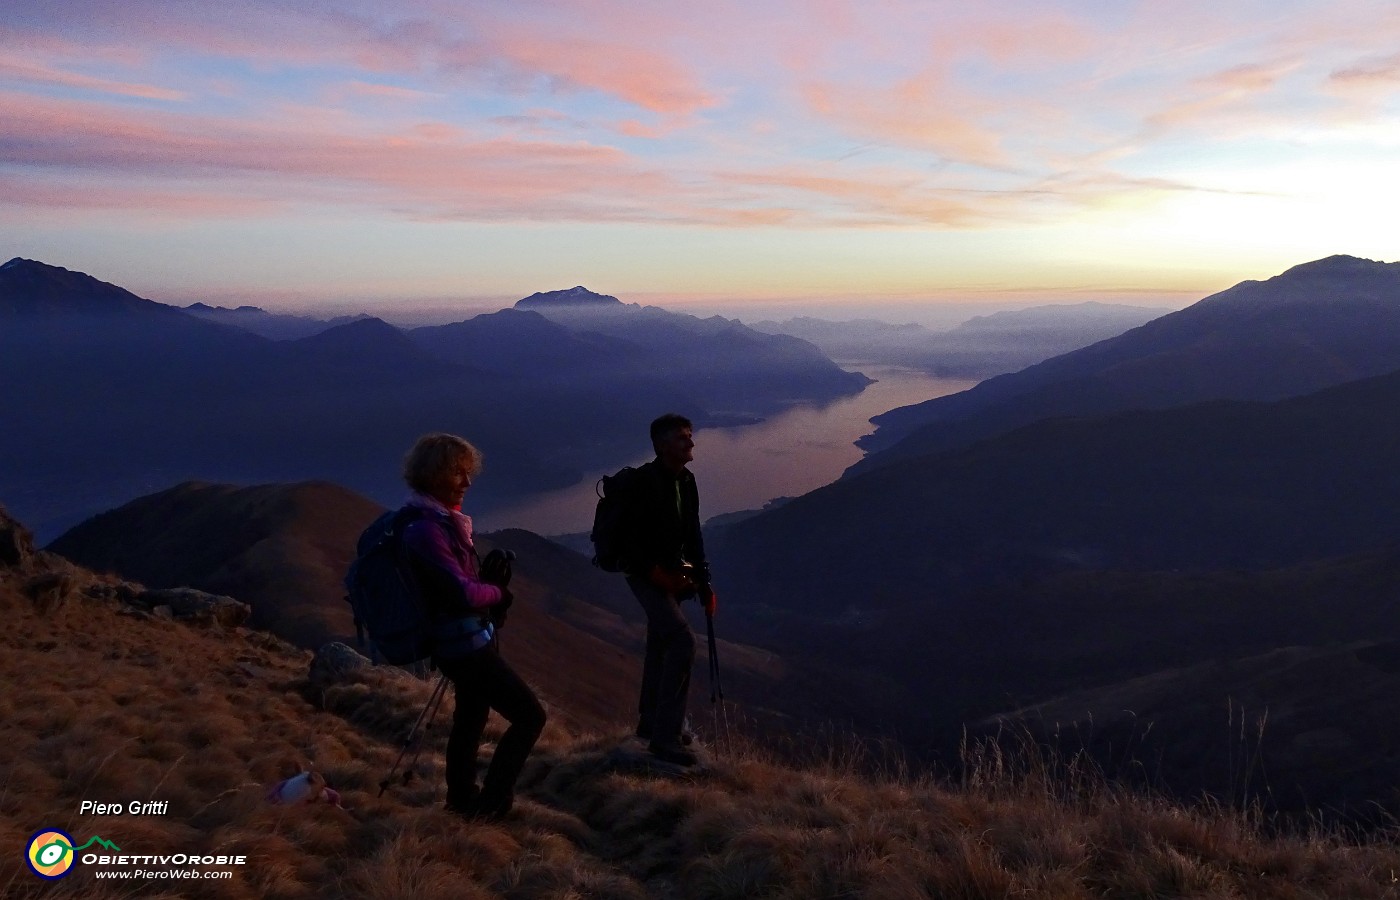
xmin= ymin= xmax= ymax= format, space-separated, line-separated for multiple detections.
xmin=487 ymin=366 xmax=977 ymax=536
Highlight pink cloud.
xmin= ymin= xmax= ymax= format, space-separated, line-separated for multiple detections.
xmin=1143 ymin=59 xmax=1301 ymax=132
xmin=721 ymin=167 xmax=986 ymax=226
xmin=0 ymin=174 xmax=284 ymax=218
xmin=0 ymin=89 xmax=728 ymax=224
xmin=0 ymin=87 xmax=1091 ymax=230
xmin=9 ymin=0 xmax=1399 ymax=239
xmin=467 ymin=33 xmax=719 ymax=117
xmin=339 ymin=80 xmax=442 ymax=102
xmin=932 ymin=13 xmax=1099 ymax=66
xmin=802 ymin=74 xmax=1012 ymax=170
xmin=1329 ymin=53 xmax=1400 ymax=88
xmin=0 ymin=58 xmax=185 ymax=101
xmin=7 ymin=4 xmax=723 ymax=117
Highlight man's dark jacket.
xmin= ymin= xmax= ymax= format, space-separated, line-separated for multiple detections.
xmin=623 ymin=459 xmax=708 ymax=581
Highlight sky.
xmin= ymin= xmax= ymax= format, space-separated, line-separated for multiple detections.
xmin=4 ymin=0 xmax=1399 ymax=323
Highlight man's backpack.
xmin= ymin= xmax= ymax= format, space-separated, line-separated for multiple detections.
xmin=344 ymin=506 xmax=433 ymax=665
xmin=590 ymin=466 xmax=638 ymax=572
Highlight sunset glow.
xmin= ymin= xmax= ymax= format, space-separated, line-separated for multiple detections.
xmin=4 ymin=0 xmax=1399 ymax=316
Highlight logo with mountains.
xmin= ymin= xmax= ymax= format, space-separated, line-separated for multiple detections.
xmin=24 ymin=829 xmax=120 ymax=880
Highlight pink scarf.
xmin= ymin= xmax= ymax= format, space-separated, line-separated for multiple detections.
xmin=406 ymin=492 xmax=476 ymax=553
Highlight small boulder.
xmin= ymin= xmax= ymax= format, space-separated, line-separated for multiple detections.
xmin=83 ymin=581 xmax=143 ymax=606
xmin=139 ymin=588 xmax=251 ymax=628
xmin=310 ymin=642 xmax=372 ymax=686
xmin=24 ymin=571 xmax=79 ymax=612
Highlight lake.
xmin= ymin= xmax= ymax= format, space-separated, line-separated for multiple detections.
xmin=486 ymin=366 xmax=977 ymax=536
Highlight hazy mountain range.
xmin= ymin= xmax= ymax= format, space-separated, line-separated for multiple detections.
xmin=855 ymin=255 xmax=1400 ymax=462
xmin=0 ymin=259 xmax=865 ymax=540
xmin=182 ymin=302 xmax=374 ymax=340
xmin=751 ymin=301 xmax=1171 ymax=377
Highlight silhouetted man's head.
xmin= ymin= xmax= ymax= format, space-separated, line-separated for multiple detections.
xmin=650 ymin=413 xmax=694 ymax=472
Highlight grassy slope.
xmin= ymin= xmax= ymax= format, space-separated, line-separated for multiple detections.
xmin=44 ymin=482 xmax=834 ymax=740
xmin=6 ymin=518 xmax=1400 ymax=899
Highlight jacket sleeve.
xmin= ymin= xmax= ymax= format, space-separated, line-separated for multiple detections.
xmin=402 ymin=518 xmax=503 ymax=613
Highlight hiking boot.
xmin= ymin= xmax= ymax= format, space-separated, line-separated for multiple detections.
xmin=648 ymin=741 xmax=698 ymax=767
xmin=444 ymin=799 xmax=481 ymax=820
xmin=444 ymin=787 xmax=480 ymax=819
xmin=445 ymin=797 xmax=512 ymax=822
xmin=635 ymin=720 xmax=694 ymax=746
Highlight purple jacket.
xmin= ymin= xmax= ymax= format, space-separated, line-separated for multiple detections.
xmin=400 ymin=495 xmax=501 ymax=655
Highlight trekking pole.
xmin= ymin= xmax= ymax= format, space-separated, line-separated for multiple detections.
xmin=402 ymin=674 xmax=451 ymax=783
xmin=706 ymin=610 xmax=724 ymax=703
xmin=378 ymin=673 xmax=450 ymax=797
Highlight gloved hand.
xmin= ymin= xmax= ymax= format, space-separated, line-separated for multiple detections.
xmin=480 ymin=549 xmax=515 ymax=587
xmin=649 ymin=564 xmax=696 ymax=596
xmin=490 ymin=587 xmax=514 ymax=628
xmin=700 ymin=585 xmax=717 ymax=617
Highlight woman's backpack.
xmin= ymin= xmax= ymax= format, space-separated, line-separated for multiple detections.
xmin=344 ymin=507 xmax=434 ymax=665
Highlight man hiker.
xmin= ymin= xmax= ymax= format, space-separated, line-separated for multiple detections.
xmin=623 ymin=413 xmax=716 ymax=766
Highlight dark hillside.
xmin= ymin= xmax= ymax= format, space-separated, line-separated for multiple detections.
xmin=719 ymin=365 xmax=1400 ymax=622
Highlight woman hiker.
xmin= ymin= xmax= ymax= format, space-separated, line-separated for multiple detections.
xmin=400 ymin=432 xmax=546 ymax=820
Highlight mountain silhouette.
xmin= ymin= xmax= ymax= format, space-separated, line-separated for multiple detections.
xmin=289 ymin=316 xmax=466 ymax=379
xmin=516 ymin=285 xmax=625 ymax=309
xmin=1 ymin=261 xmax=868 ymax=540
xmin=1 ymin=257 xmax=185 ymax=318
xmin=514 ymin=288 xmax=872 ymax=412
xmin=409 ymin=307 xmax=642 ymax=377
xmin=49 ymin=481 xmax=379 ymax=646
xmin=855 ymin=255 xmax=1400 ymax=466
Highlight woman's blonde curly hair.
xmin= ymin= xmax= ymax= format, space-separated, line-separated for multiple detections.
xmin=403 ymin=433 xmax=483 ymax=494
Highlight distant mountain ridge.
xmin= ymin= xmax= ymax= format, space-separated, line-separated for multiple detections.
xmin=750 ymin=301 xmax=1170 ymax=378
xmin=516 ymin=285 xmax=625 ymax=309
xmin=409 ymin=307 xmax=642 ymax=378
xmin=0 ymin=259 xmax=867 ymax=540
xmin=855 ymin=254 xmax=1400 ymax=465
xmin=514 ymin=290 xmax=872 ymax=411
xmin=183 ymin=302 xmax=373 ymax=340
